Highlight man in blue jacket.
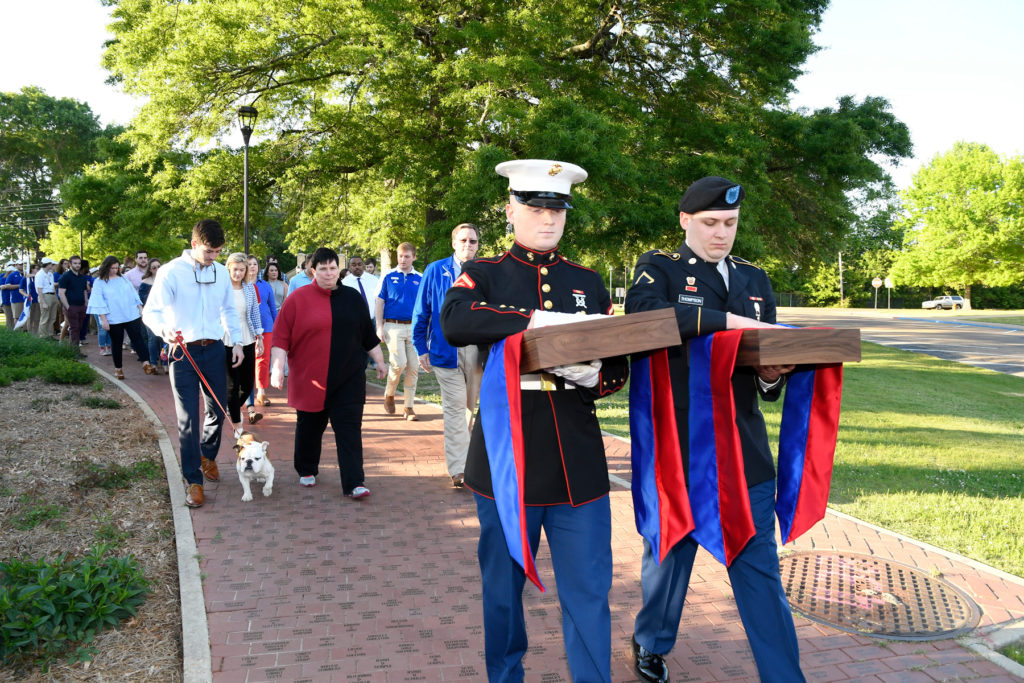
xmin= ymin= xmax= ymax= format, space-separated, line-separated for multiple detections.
xmin=412 ymin=223 xmax=482 ymax=487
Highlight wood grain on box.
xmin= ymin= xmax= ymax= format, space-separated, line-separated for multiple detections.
xmin=735 ymin=328 xmax=861 ymax=366
xmin=520 ymin=308 xmax=681 ymax=373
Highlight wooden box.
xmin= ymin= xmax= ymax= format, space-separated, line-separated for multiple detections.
xmin=735 ymin=328 xmax=861 ymax=366
xmin=520 ymin=308 xmax=681 ymax=373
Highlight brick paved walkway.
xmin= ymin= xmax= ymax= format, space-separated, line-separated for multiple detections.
xmin=87 ymin=346 xmax=1024 ymax=682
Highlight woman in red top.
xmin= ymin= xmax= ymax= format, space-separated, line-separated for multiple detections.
xmin=270 ymin=247 xmax=386 ymax=498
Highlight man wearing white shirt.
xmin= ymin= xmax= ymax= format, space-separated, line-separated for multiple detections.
xmin=143 ymin=219 xmax=245 ymax=509
xmin=35 ymin=258 xmax=59 ymax=339
xmin=340 ymin=255 xmax=380 ymax=321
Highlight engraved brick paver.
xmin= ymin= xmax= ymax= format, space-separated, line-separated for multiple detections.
xmin=97 ymin=343 xmax=1024 ymax=682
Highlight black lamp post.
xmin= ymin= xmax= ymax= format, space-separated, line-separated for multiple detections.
xmin=238 ymin=105 xmax=258 ymax=255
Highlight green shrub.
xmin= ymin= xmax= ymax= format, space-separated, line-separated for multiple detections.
xmin=37 ymin=359 xmax=96 ymax=385
xmin=73 ymin=461 xmax=162 ymax=491
xmin=0 ymin=329 xmax=78 ymax=363
xmin=0 ymin=329 xmax=95 ymax=385
xmin=0 ymin=545 xmax=149 ymax=671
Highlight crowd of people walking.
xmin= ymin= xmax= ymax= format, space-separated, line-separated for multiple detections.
xmin=2 ymin=158 xmax=822 ymax=683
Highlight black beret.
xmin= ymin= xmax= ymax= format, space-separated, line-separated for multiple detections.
xmin=678 ymin=176 xmax=745 ymax=213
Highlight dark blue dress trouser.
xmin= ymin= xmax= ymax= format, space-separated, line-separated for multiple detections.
xmin=474 ymin=492 xmax=612 ymax=683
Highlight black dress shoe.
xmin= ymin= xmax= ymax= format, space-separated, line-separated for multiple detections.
xmin=632 ymin=635 xmax=669 ymax=683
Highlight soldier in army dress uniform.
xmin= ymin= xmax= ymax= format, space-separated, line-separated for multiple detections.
xmin=625 ymin=176 xmax=803 ymax=683
xmin=441 ymin=159 xmax=628 ymax=682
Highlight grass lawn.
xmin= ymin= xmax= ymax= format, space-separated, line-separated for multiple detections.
xmin=1000 ymin=641 xmax=1024 ymax=666
xmin=960 ymin=315 xmax=1024 ymax=325
xmin=376 ymin=340 xmax=1024 ymax=577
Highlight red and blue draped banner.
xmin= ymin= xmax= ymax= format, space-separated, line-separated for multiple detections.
xmin=686 ymin=331 xmax=755 ymax=565
xmin=629 ymin=350 xmax=694 ymax=563
xmin=630 ymin=329 xmax=844 ymax=567
xmin=478 ymin=332 xmax=545 ymax=591
xmin=776 ymin=362 xmax=843 ymax=543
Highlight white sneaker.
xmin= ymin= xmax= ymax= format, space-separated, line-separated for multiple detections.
xmin=348 ymin=486 xmax=370 ymax=499
xmin=299 ymin=475 xmax=316 ymax=487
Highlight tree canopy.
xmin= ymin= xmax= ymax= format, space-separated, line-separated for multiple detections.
xmin=0 ymin=87 xmax=108 ymax=256
xmin=102 ymin=0 xmax=911 ymax=270
xmin=892 ymin=141 xmax=1024 ymax=305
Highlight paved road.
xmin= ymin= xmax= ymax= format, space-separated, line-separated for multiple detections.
xmin=777 ymin=308 xmax=1024 ymax=377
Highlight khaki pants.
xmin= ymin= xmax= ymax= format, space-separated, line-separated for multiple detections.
xmin=37 ymin=293 xmax=58 ymax=338
xmin=384 ymin=322 xmax=418 ymax=407
xmin=10 ymin=302 xmax=24 ymax=330
xmin=27 ymin=300 xmax=39 ymax=335
xmin=433 ymin=345 xmax=482 ymax=476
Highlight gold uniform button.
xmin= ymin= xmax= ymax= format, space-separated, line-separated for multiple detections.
xmin=541 ymin=284 xmax=551 ymax=293
xmin=540 ymin=267 xmax=549 ymax=275
xmin=543 ymin=300 xmax=553 ymax=310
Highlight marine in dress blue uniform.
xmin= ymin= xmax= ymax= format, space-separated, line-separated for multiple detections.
xmin=626 ymin=176 xmax=803 ymax=683
xmin=441 ymin=159 xmax=628 ymax=682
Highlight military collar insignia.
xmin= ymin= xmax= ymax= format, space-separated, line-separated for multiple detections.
xmin=654 ymin=249 xmax=681 ymax=261
xmin=510 ymin=241 xmax=558 ymax=266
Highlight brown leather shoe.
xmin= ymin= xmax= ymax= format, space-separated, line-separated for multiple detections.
xmin=200 ymin=456 xmax=220 ymax=482
xmin=185 ymin=483 xmax=204 ymax=508
xmin=247 ymin=410 xmax=263 ymax=425
xmin=384 ymin=394 xmax=396 ymax=414
xmin=114 ymin=368 xmax=125 ymax=380
xmin=403 ymin=407 xmax=418 ymax=421
xmin=143 ymin=361 xmax=156 ymax=375
xmin=452 ymin=473 xmax=465 ymax=488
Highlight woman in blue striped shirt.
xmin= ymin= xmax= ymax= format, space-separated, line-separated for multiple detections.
xmin=224 ymin=253 xmax=264 ymax=425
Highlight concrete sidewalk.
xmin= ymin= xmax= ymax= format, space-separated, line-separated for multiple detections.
xmin=88 ymin=346 xmax=1024 ymax=682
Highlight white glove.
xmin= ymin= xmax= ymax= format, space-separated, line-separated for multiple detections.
xmin=529 ymin=310 xmax=611 ymax=329
xmin=546 ymin=360 xmax=602 ymax=388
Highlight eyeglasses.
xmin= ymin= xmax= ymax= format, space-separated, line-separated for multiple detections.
xmin=194 ymin=266 xmax=217 ymax=285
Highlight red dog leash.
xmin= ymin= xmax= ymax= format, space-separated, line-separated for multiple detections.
xmin=168 ymin=331 xmax=240 ymax=437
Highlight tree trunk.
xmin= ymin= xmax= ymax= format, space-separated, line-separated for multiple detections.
xmin=964 ymin=284 xmax=972 ymax=310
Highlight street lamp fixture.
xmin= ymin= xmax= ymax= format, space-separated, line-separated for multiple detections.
xmin=238 ymin=105 xmax=258 ymax=255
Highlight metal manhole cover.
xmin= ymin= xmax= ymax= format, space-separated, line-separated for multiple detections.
xmin=780 ymin=551 xmax=980 ymax=640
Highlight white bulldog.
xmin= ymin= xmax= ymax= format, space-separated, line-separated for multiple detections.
xmin=234 ymin=431 xmax=274 ymax=502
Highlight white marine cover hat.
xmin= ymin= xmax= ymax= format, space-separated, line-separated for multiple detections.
xmin=495 ymin=159 xmax=588 ymax=209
